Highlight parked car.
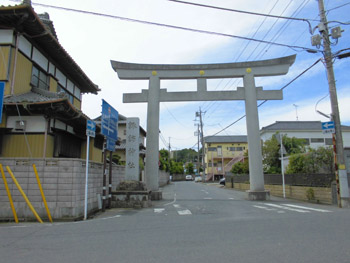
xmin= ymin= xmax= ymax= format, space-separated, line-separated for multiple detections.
xmin=219 ymin=177 xmax=225 ymax=185
xmin=185 ymin=175 xmax=193 ymax=181
xmin=194 ymin=176 xmax=202 ymax=182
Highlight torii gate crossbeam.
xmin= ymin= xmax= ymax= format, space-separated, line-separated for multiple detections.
xmin=111 ymin=55 xmax=296 ymax=201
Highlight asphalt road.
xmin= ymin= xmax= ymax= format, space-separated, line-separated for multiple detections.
xmin=1 ymin=181 xmax=349 ymax=263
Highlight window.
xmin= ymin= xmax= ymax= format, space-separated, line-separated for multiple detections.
xmin=208 ymin=147 xmax=217 ymax=152
xmin=311 ymin=138 xmax=324 ymax=143
xmin=31 ymin=66 xmax=49 ymax=90
xmin=217 ymin=146 xmax=222 ymax=156
xmin=229 ymin=147 xmax=245 ymax=152
xmin=325 ymin=138 xmax=333 ymax=145
xmin=57 ymin=84 xmax=74 ymax=104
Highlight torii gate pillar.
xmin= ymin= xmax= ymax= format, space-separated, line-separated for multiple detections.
xmin=111 ymin=55 xmax=296 ymax=201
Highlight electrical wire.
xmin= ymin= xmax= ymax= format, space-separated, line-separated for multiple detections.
xmin=206 ymin=58 xmax=322 ymax=138
xmin=167 ymin=0 xmax=319 ymax=23
xmin=22 ymin=1 xmax=318 ymax=53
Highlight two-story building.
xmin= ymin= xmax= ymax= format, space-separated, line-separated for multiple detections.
xmin=260 ymin=121 xmax=350 ymax=148
xmin=0 ymin=3 xmax=104 ymax=161
xmin=260 ymin=121 xmax=350 ymax=174
xmin=204 ymin=135 xmax=248 ymax=181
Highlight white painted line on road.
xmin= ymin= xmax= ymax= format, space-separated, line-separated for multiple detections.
xmin=177 ymin=209 xmax=192 ymax=215
xmin=229 ymin=198 xmax=234 ymax=200
xmin=101 ymin=215 xmax=121 ymax=220
xmin=253 ymin=205 xmax=277 ymax=211
xmin=173 ymin=204 xmax=181 ymax=208
xmin=154 ymin=208 xmax=165 ymax=213
xmin=164 ymin=193 xmax=177 ymax=206
xmin=264 ymin=203 xmax=310 ymax=213
xmin=284 ymin=204 xmax=331 ymax=213
xmin=204 ymin=197 xmax=213 ymax=200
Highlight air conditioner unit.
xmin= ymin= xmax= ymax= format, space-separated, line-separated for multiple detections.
xmin=15 ymin=120 xmax=26 ymax=131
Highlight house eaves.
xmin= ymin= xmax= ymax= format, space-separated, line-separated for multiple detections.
xmin=0 ymin=3 xmax=100 ymax=94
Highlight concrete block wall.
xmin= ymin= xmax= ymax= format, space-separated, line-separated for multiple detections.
xmin=232 ymin=183 xmax=332 ymax=204
xmin=0 ymin=158 xmax=125 ymax=221
xmin=158 ymin=170 xmax=170 ymax=187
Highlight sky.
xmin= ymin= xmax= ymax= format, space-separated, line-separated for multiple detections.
xmin=4 ymin=0 xmax=350 ymax=150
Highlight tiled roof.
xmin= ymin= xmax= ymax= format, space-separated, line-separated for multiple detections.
xmin=204 ymin=135 xmax=247 ymax=143
xmin=4 ymin=87 xmax=66 ymax=104
xmin=260 ymin=121 xmax=350 ymax=132
xmin=0 ymin=3 xmax=99 ymax=94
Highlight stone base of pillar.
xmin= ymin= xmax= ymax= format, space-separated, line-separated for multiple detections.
xmin=340 ymin=197 xmax=350 ymax=208
xmin=151 ymin=191 xmax=163 ymax=201
xmin=246 ymin=190 xmax=270 ymax=201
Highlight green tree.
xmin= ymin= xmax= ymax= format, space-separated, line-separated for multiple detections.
xmin=262 ymin=133 xmax=306 ymax=174
xmin=185 ymin=162 xmax=194 ymax=175
xmin=169 ymin=160 xmax=184 ymax=174
xmin=231 ymin=151 xmax=249 ymax=174
xmin=159 ymin=149 xmax=170 ymax=172
xmin=262 ymin=135 xmax=281 ymax=173
xmin=286 ymin=147 xmax=334 ymax=174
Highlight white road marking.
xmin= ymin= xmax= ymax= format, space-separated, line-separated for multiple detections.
xmin=264 ymin=203 xmax=310 ymax=213
xmin=164 ymin=193 xmax=177 ymax=206
xmin=229 ymin=198 xmax=234 ymax=200
xmin=253 ymin=205 xmax=277 ymax=211
xmin=154 ymin=208 xmax=165 ymax=213
xmin=173 ymin=204 xmax=181 ymax=208
xmin=204 ymin=197 xmax=213 ymax=200
xmin=284 ymin=204 xmax=331 ymax=213
xmin=101 ymin=215 xmax=121 ymax=220
xmin=177 ymin=209 xmax=192 ymax=215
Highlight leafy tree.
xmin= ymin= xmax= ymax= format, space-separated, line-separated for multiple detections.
xmin=262 ymin=133 xmax=306 ymax=174
xmin=172 ymin=148 xmax=198 ymax=163
xmin=159 ymin=149 xmax=170 ymax=171
xmin=169 ymin=160 xmax=184 ymax=174
xmin=185 ymin=162 xmax=194 ymax=175
xmin=282 ymin=136 xmax=306 ymax=154
xmin=286 ymin=147 xmax=334 ymax=174
xmin=231 ymin=151 xmax=249 ymax=174
xmin=262 ymin=135 xmax=281 ymax=173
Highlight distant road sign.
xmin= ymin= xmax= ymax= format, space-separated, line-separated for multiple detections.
xmin=322 ymin=121 xmax=335 ymax=134
xmin=86 ymin=120 xmax=96 ymax=138
xmin=101 ymin=99 xmax=118 ymax=141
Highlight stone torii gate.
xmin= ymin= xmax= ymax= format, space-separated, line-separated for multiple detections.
xmin=111 ymin=55 xmax=296 ymax=200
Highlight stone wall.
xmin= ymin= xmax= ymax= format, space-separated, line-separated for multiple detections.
xmin=231 ymin=182 xmax=333 ymax=204
xmin=159 ymin=170 xmax=170 ymax=187
xmin=0 ymin=158 xmax=125 ymax=221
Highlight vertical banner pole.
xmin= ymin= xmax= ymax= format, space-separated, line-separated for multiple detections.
xmin=84 ymin=135 xmax=90 ymax=220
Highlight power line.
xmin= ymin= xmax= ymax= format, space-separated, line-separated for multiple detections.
xmin=206 ymin=58 xmax=322 ymax=138
xmin=24 ymin=1 xmax=318 ymax=52
xmin=167 ymin=0 xmax=319 ymax=23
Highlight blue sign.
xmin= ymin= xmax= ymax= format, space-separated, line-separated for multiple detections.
xmin=322 ymin=121 xmax=335 ymax=134
xmin=101 ymin=99 xmax=118 ymax=141
xmin=106 ymin=138 xmax=116 ymax=152
xmin=86 ymin=120 xmax=96 ymax=132
xmin=86 ymin=120 xmax=96 ymax=137
xmin=0 ymin=82 xmax=4 ymax=124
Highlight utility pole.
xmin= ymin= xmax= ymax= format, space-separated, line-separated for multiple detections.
xmin=196 ymin=108 xmax=205 ymax=182
xmin=318 ymin=0 xmax=349 ymax=207
xmin=197 ymin=123 xmax=200 ymax=176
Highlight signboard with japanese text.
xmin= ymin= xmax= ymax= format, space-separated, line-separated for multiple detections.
xmin=125 ymin=118 xmax=140 ymax=181
xmin=106 ymin=138 xmax=116 ymax=152
xmin=322 ymin=121 xmax=335 ymax=134
xmin=101 ymin=99 xmax=118 ymax=141
xmin=86 ymin=119 xmax=96 ymax=138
